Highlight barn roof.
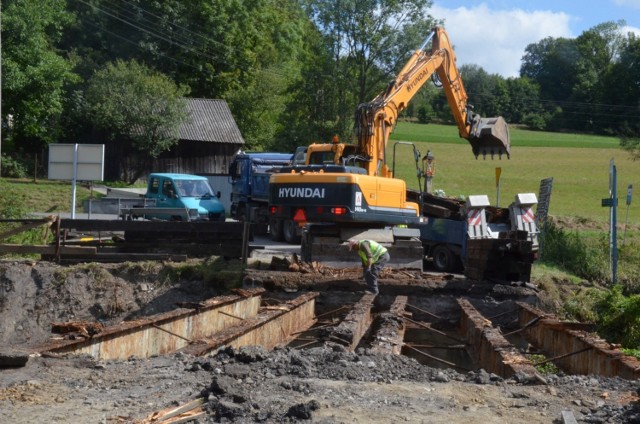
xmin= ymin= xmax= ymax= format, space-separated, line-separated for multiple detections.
xmin=179 ymin=98 xmax=245 ymax=145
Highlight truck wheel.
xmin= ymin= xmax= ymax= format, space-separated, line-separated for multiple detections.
xmin=236 ymin=203 xmax=247 ymax=222
xmin=283 ymin=219 xmax=301 ymax=244
xmin=270 ymin=218 xmax=284 ymax=241
xmin=432 ymin=245 xmax=455 ymax=272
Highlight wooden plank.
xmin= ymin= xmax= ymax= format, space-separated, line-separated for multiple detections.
xmin=0 ymin=244 xmax=97 ymax=255
xmin=139 ymin=398 xmax=205 ymax=423
xmin=0 ymin=218 xmax=55 ymax=241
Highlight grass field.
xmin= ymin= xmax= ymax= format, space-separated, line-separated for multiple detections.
xmin=0 ymin=122 xmax=637 ymax=227
xmin=389 ymin=122 xmax=639 ymax=225
xmin=0 ymin=178 xmax=93 ymax=215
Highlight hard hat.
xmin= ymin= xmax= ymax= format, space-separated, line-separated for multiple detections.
xmin=348 ymin=239 xmax=359 ymax=250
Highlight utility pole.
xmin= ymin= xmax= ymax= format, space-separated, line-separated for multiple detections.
xmin=1 ymin=6 xmax=3 ymax=178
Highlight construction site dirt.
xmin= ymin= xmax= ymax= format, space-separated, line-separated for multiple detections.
xmin=0 ymin=258 xmax=639 ymax=424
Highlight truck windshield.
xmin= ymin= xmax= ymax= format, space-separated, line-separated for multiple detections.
xmin=176 ymin=179 xmax=214 ymax=197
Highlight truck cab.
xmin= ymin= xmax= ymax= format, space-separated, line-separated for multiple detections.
xmin=143 ymin=173 xmax=225 ymax=221
xmin=229 ymin=152 xmax=293 ymax=223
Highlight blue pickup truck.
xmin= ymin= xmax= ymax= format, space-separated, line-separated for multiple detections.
xmin=121 ymin=173 xmax=226 ymax=221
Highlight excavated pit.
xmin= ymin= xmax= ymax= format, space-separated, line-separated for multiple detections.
xmin=34 ymin=280 xmax=640 ymax=382
xmin=3 ymin=261 xmax=639 ymax=424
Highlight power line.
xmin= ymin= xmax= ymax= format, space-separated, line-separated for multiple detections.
xmin=115 ymin=0 xmax=220 ymax=49
xmin=71 ymin=0 xmax=301 ymax=82
xmin=73 ymin=0 xmax=222 ymax=64
xmin=81 ymin=18 xmax=201 ymax=71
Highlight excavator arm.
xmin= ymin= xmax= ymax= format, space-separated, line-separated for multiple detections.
xmin=355 ymin=26 xmax=511 ymax=177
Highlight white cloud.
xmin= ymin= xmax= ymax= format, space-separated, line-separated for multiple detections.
xmin=612 ymin=0 xmax=640 ymax=8
xmin=430 ymin=4 xmax=574 ymax=78
xmin=621 ymin=25 xmax=640 ymax=36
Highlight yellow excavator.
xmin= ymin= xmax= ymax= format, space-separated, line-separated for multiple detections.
xmin=268 ymin=27 xmax=511 ymax=267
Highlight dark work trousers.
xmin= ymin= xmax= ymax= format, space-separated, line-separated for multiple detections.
xmin=363 ymin=252 xmax=389 ymax=294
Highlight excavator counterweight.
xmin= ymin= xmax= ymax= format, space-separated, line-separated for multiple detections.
xmin=469 ymin=116 xmax=511 ymax=159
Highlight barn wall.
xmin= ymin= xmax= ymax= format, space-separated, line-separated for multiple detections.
xmin=154 ymin=141 xmax=240 ymax=175
xmin=103 ymin=140 xmax=241 ymax=182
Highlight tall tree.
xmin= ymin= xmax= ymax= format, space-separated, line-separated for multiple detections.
xmin=2 ymin=0 xmax=77 ymax=154
xmin=456 ymin=65 xmax=510 ymax=118
xmin=62 ymin=0 xmax=308 ymax=149
xmin=605 ymin=33 xmax=640 ymax=159
xmin=270 ymin=23 xmax=340 ymax=151
xmin=504 ymin=76 xmax=543 ymax=125
xmin=570 ymin=22 xmax=626 ymax=132
xmin=521 ymin=36 xmax=580 ymax=105
xmin=299 ymin=0 xmax=438 ymax=141
xmin=83 ymin=60 xmax=188 ymax=182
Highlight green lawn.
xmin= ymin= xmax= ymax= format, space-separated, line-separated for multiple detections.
xmin=389 ymin=122 xmax=639 ymax=224
xmin=392 ymin=122 xmax=620 ymax=148
xmin=0 ymin=178 xmax=94 ymax=215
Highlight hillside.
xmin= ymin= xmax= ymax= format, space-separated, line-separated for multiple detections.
xmin=389 ymin=122 xmax=639 ymax=224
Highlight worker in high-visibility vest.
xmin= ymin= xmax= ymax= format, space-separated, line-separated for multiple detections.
xmin=348 ymin=239 xmax=390 ymax=295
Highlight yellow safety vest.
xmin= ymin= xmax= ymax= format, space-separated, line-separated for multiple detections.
xmin=357 ymin=240 xmax=388 ymax=264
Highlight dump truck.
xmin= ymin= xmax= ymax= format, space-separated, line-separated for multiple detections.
xmin=229 ymin=151 xmax=294 ymax=226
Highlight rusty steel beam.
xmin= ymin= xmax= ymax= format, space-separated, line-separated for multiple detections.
xmin=371 ymin=296 xmax=408 ymax=355
xmin=39 ymin=289 xmax=266 ymax=360
xmin=179 ymin=292 xmax=319 ymax=356
xmin=325 ymin=293 xmax=376 ymax=351
xmin=0 ymin=244 xmax=97 ymax=255
xmin=458 ymin=299 xmax=539 ymax=379
xmin=59 ymin=219 xmax=245 ymax=233
xmin=517 ymin=302 xmax=640 ymax=380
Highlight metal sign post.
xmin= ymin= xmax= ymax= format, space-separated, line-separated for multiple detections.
xmin=495 ymin=167 xmax=502 ymax=207
xmin=622 ymin=184 xmax=632 ymax=245
xmin=71 ymin=144 xmax=79 ymax=219
xmin=601 ymin=159 xmax=618 ymax=285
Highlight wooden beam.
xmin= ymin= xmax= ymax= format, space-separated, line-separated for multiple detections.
xmin=0 ymin=217 xmax=56 ymax=241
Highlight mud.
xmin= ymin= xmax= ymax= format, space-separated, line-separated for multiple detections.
xmin=0 ymin=259 xmax=639 ymax=423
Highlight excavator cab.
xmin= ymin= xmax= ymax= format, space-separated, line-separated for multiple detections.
xmin=468 ymin=115 xmax=511 ymax=159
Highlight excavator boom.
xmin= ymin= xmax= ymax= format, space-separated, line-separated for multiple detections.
xmin=432 ymin=27 xmax=510 ymax=159
xmin=356 ymin=26 xmax=510 ymax=169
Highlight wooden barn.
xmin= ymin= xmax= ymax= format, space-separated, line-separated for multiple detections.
xmin=103 ymin=98 xmax=245 ymax=181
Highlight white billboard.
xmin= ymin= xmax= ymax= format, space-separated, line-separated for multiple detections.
xmin=48 ymin=143 xmax=105 ymax=181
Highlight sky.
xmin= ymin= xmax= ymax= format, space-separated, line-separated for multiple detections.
xmin=430 ymin=0 xmax=640 ymax=78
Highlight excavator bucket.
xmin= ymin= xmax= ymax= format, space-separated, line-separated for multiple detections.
xmin=469 ymin=116 xmax=511 ymax=159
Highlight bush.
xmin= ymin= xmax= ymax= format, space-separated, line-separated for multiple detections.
xmin=561 ymin=287 xmax=603 ymax=323
xmin=617 ymin=241 xmax=640 ymax=291
xmin=417 ymin=106 xmax=431 ymax=124
xmin=539 ymin=221 xmax=640 ymax=349
xmin=1 ymin=154 xmax=28 ymax=178
xmin=594 ymin=287 xmax=640 ymax=349
xmin=539 ymin=222 xmax=609 ymax=283
xmin=522 ymin=112 xmax=547 ymax=130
